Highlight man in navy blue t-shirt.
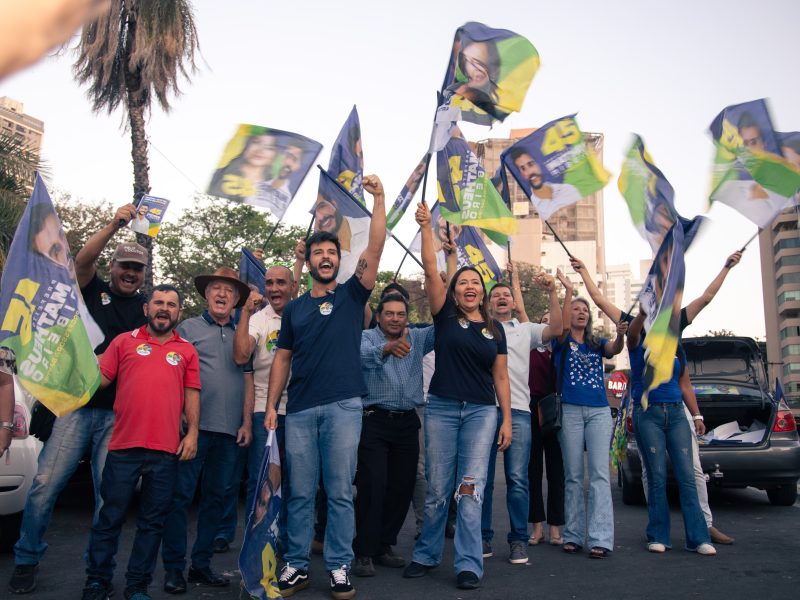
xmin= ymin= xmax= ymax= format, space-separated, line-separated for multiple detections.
xmin=266 ymin=175 xmax=387 ymax=600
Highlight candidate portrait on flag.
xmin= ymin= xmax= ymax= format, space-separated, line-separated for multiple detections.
xmin=207 ymin=124 xmax=322 ymax=220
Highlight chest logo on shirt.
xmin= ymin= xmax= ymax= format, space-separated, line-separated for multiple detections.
xmin=458 ymin=317 xmax=469 ymax=329
xmin=136 ymin=343 xmax=152 ymax=356
xmin=569 ymin=341 xmax=579 ymax=352
xmin=266 ymin=329 xmax=280 ymax=354
xmin=100 ymin=292 xmax=111 ymax=306
xmin=165 ymin=351 xmax=181 ymax=366
xmin=319 ymin=301 xmax=333 ymax=316
xmin=481 ymin=327 xmax=494 ymax=340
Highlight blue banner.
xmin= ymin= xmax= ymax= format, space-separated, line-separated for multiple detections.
xmin=321 ymin=105 xmax=365 ymax=207
xmin=239 ymin=248 xmax=267 ymax=296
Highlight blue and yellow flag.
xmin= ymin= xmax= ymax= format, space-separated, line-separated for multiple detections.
xmin=322 ymin=105 xmax=365 ymax=206
xmin=436 ymin=129 xmax=517 ymax=243
xmin=239 ymin=430 xmax=282 ymax=599
xmin=619 ymin=135 xmax=705 ymax=254
xmin=502 ymin=115 xmax=610 ymax=222
xmin=239 ymin=248 xmax=266 ymax=296
xmin=441 ymin=22 xmax=539 ymax=126
xmin=387 ymin=154 xmax=428 ymax=231
xmin=709 ymin=99 xmax=800 ymax=228
xmin=638 ymin=224 xmax=685 ymax=410
xmin=0 ymin=176 xmax=101 ymax=416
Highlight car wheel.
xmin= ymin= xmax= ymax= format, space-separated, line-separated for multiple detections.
xmin=766 ymin=484 xmax=798 ymax=507
xmin=0 ymin=511 xmax=23 ymax=553
xmin=621 ymin=469 xmax=646 ymax=506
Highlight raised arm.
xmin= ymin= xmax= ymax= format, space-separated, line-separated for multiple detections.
xmin=355 ymin=175 xmax=387 ymax=290
xmin=443 ymin=230 xmax=458 ymax=283
xmin=415 ymin=203 xmax=446 ymax=315
xmin=508 ymin=261 xmax=529 ymax=323
xmin=569 ymin=256 xmax=623 ymax=324
xmin=536 ymin=271 xmax=563 ymax=342
xmin=233 ymin=291 xmax=262 ymax=365
xmin=74 ymin=203 xmax=137 ymax=288
xmin=626 ymin=310 xmax=646 ymax=351
xmin=683 ymin=250 xmax=742 ymax=325
xmin=604 ymin=320 xmax=629 ymax=358
xmin=556 ymin=268 xmax=573 ymax=342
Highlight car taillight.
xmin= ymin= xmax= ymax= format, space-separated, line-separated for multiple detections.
xmin=626 ymin=415 xmax=634 ymax=433
xmin=773 ymin=409 xmax=797 ymax=433
xmin=12 ymin=403 xmax=28 ymax=439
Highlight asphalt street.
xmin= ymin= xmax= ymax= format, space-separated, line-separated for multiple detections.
xmin=1 ymin=458 xmax=797 ymax=600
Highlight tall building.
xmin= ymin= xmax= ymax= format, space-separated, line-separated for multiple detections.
xmin=0 ymin=97 xmax=44 ymax=156
xmin=759 ymin=205 xmax=800 ymax=409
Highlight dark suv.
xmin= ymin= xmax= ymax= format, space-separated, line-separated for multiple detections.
xmin=619 ymin=336 xmax=800 ymax=506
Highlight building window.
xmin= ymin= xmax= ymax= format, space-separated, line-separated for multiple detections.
xmin=777 ymin=272 xmax=800 ymax=289
xmin=778 ymin=290 xmax=800 ymax=304
xmin=775 ymin=238 xmax=800 ymax=254
xmin=782 ymin=345 xmax=800 ymax=359
xmin=780 ymin=326 xmax=800 ymax=340
xmin=784 ymin=363 xmax=800 ymax=375
xmin=778 ymin=255 xmax=800 ymax=268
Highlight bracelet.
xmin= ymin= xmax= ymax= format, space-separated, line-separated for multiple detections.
xmin=692 ymin=414 xmax=704 ymax=421
xmin=0 ymin=421 xmax=14 ymax=432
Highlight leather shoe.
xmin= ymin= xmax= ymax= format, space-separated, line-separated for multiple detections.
xmin=187 ymin=566 xmax=229 ymax=587
xmin=163 ymin=570 xmax=186 ymax=594
xmin=402 ymin=562 xmax=430 ymax=579
xmin=456 ymin=570 xmax=481 ymax=590
xmin=708 ymin=526 xmax=734 ymax=545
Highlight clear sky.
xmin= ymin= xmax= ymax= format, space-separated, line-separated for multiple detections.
xmin=2 ymin=0 xmax=798 ymax=338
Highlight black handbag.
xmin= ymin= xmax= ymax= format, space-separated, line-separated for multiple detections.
xmin=539 ymin=341 xmax=569 ymax=436
xmin=29 ymin=401 xmax=56 ymax=442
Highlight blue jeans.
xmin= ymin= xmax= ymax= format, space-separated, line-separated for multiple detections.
xmin=161 ymin=430 xmax=237 ymax=571
xmin=216 ymin=413 xmax=269 ymax=543
xmin=85 ymin=449 xmax=177 ymax=589
xmin=558 ymin=403 xmax=614 ymax=551
xmin=284 ymin=398 xmax=362 ymax=571
xmin=633 ymin=403 xmax=711 ymax=550
xmin=481 ymin=408 xmax=532 ymax=544
xmin=14 ymin=407 xmax=115 ymax=565
xmin=412 ymin=395 xmax=497 ymax=578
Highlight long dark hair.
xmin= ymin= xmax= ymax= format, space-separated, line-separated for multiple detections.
xmin=448 ymin=266 xmax=500 ymax=339
xmin=570 ymin=297 xmax=601 ymax=351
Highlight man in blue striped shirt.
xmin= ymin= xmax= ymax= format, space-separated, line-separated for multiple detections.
xmin=352 ymin=292 xmax=434 ymax=578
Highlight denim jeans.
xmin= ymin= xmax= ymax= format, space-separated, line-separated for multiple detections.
xmin=481 ymin=408 xmax=532 ymax=544
xmin=216 ymin=413 xmax=269 ymax=543
xmin=412 ymin=395 xmax=497 ymax=578
xmin=284 ymin=398 xmax=362 ymax=571
xmin=14 ymin=407 xmax=115 ymax=566
xmin=85 ymin=449 xmax=177 ymax=589
xmin=558 ymin=403 xmax=614 ymax=551
xmin=633 ymin=403 xmax=711 ymax=549
xmin=161 ymin=430 xmax=237 ymax=571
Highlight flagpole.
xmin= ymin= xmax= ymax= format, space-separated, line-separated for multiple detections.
xmin=544 ymin=220 xmax=574 ymax=258
xmin=262 ymin=220 xmax=281 ymax=250
xmin=725 ymin=231 xmax=759 ymax=267
xmin=304 ymin=214 xmax=315 ymax=240
xmin=392 ymin=253 xmax=408 ymax=282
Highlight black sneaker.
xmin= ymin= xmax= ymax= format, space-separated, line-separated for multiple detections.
xmin=212 ymin=537 xmax=230 ymax=553
xmin=277 ymin=565 xmax=309 ymax=597
xmin=123 ymin=587 xmax=151 ymax=600
xmin=8 ymin=564 xmax=37 ymax=594
xmin=81 ymin=580 xmax=111 ymax=600
xmin=456 ymin=570 xmax=481 ymax=590
xmin=329 ymin=566 xmax=355 ymax=600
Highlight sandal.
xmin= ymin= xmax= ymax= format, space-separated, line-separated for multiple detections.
xmin=549 ymin=536 xmax=564 ymax=546
xmin=562 ymin=542 xmax=581 ymax=554
xmin=589 ymin=547 xmax=610 ymax=559
xmin=528 ymin=534 xmax=544 ymax=546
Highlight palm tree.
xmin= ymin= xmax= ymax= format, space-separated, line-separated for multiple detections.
xmin=73 ymin=0 xmax=199 ymax=288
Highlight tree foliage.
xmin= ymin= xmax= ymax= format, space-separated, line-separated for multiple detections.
xmin=156 ymin=195 xmax=306 ymax=318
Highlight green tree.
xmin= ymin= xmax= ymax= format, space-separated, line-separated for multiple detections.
xmin=156 ymin=195 xmax=305 ymax=318
xmin=509 ymin=261 xmax=554 ymax=323
xmin=73 ymin=0 xmax=199 ymax=288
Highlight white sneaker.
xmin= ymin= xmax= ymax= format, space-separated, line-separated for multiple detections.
xmin=696 ymin=543 xmax=717 ymax=556
xmin=647 ymin=543 xmax=666 ymax=553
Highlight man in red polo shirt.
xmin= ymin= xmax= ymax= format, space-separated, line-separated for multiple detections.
xmin=80 ymin=284 xmax=201 ymax=600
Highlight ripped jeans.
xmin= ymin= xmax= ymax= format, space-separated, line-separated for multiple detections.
xmin=411 ymin=395 xmax=497 ymax=577
xmin=633 ymin=402 xmax=710 ymax=550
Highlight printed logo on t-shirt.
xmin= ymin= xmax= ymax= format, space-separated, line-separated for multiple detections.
xmin=266 ymin=329 xmax=280 ymax=354
xmin=165 ymin=351 xmax=181 ymax=366
xmin=569 ymin=341 xmax=579 ymax=352
xmin=319 ymin=301 xmax=333 ymax=316
xmin=458 ymin=317 xmax=469 ymax=329
xmin=481 ymin=327 xmax=493 ymax=340
xmin=136 ymin=343 xmax=152 ymax=356
xmin=100 ymin=292 xmax=111 ymax=306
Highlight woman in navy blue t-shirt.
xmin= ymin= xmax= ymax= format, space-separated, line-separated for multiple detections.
xmin=403 ymin=203 xmax=512 ymax=591
xmin=554 ymin=294 xmax=626 ymax=558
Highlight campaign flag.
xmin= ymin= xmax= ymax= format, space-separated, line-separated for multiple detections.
xmin=436 ymin=129 xmax=517 ymax=243
xmin=240 ymin=430 xmax=282 ymax=599
xmin=709 ymin=99 xmax=800 ymax=228
xmin=775 ymin=377 xmax=785 ymax=405
xmin=387 ymin=154 xmax=429 ymax=230
xmin=239 ymin=248 xmax=267 ymax=296
xmin=313 ymin=168 xmax=371 ymax=283
xmin=410 ymin=202 xmax=502 ymax=287
xmin=618 ymin=135 xmax=705 ymax=254
xmin=428 ymin=101 xmax=462 ymax=153
xmin=638 ymin=224 xmax=685 ymax=410
xmin=502 ymin=114 xmax=610 ymax=222
xmin=0 ymin=175 xmax=101 ymax=416
xmin=323 ymin=105 xmax=365 ymax=205
xmin=130 ymin=194 xmax=169 ymax=238
xmin=778 ymin=131 xmax=800 ymax=205
xmin=440 ymin=22 xmax=540 ymax=126
xmin=208 ymin=124 xmax=322 ymax=220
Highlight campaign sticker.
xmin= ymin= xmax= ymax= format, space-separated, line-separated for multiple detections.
xmin=319 ymin=302 xmax=333 ymax=316
xmin=458 ymin=318 xmax=469 ymax=329
xmin=481 ymin=327 xmax=494 ymax=339
xmin=136 ymin=343 xmax=152 ymax=356
xmin=266 ymin=329 xmax=280 ymax=354
xmin=166 ymin=351 xmax=181 ymax=366
xmin=569 ymin=341 xmax=579 ymax=352
xmin=100 ymin=292 xmax=111 ymax=306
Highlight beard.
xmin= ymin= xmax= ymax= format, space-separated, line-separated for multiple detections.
xmin=529 ymin=176 xmax=544 ymax=190
xmin=147 ymin=313 xmax=178 ymax=334
xmin=309 ymin=261 xmax=339 ymax=284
